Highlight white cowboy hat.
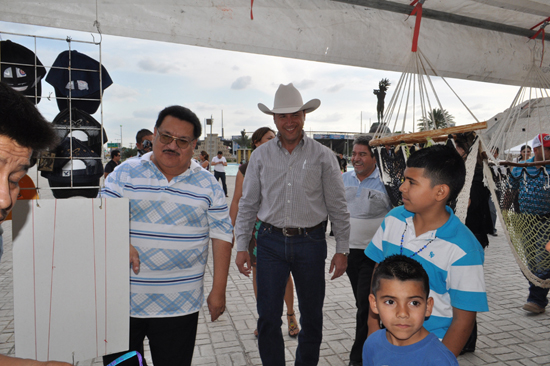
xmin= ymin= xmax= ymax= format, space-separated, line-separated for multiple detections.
xmin=258 ymin=83 xmax=321 ymax=115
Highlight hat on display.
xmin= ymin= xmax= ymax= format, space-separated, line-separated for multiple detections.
xmin=46 ymin=50 xmax=113 ymax=114
xmin=258 ymin=83 xmax=320 ymax=115
xmin=41 ymin=137 xmax=104 ymax=199
xmin=532 ymin=133 xmax=550 ymax=149
xmin=0 ymin=40 xmax=46 ymax=104
xmin=52 ymin=107 xmax=108 ymax=154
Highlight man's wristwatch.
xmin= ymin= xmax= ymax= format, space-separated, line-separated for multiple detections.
xmin=338 ymin=252 xmax=349 ymax=257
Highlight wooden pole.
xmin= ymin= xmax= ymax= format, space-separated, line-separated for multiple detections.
xmin=498 ymin=160 xmax=550 ymax=168
xmin=369 ymin=121 xmax=487 ymax=146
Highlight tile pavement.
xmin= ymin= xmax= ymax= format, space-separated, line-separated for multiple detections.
xmin=0 ymin=173 xmax=548 ymax=365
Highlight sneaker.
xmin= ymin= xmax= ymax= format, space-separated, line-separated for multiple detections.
xmin=522 ymin=302 xmax=546 ymax=314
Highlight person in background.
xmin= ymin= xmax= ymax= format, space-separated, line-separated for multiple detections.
xmin=511 ymin=134 xmax=550 ymax=315
xmin=199 ymin=150 xmax=210 ymax=171
xmin=0 ymin=81 xmax=71 ymax=365
xmin=135 ymin=129 xmax=153 ymax=157
xmin=104 ymin=149 xmax=121 ymax=178
xmin=343 ymin=135 xmax=391 ymax=366
xmin=516 ymin=144 xmax=532 ymax=163
xmin=338 ymin=153 xmax=348 ymax=172
xmin=230 ymin=127 xmax=300 ymax=338
xmin=211 ymin=151 xmax=228 ymax=197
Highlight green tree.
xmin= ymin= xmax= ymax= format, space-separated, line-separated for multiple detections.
xmin=417 ymin=108 xmax=454 ymax=131
xmin=121 ymin=147 xmax=137 ymax=160
xmin=234 ymin=129 xmax=251 ymax=149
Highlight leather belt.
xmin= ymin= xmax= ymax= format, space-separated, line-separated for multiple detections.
xmin=265 ymin=222 xmax=325 ymax=237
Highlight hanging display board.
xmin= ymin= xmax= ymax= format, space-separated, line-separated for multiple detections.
xmin=11 ymin=198 xmax=130 ymax=363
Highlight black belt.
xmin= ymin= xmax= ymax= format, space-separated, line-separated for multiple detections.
xmin=265 ymin=222 xmax=325 ymax=237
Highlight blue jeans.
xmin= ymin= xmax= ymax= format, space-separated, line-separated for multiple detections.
xmin=256 ymin=223 xmax=327 ymax=366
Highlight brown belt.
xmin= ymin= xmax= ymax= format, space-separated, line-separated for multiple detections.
xmin=265 ymin=221 xmax=325 ymax=237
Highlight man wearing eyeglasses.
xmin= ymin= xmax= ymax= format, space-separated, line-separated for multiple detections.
xmin=102 ymin=105 xmax=233 ymax=366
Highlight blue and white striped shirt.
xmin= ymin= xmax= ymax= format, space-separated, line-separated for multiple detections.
xmin=365 ymin=205 xmax=489 ymax=339
xmin=102 ymin=153 xmax=233 ymax=318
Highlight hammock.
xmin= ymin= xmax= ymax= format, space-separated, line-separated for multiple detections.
xmin=486 ymin=56 xmax=550 ymax=288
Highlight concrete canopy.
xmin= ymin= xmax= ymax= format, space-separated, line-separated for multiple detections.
xmin=0 ymin=0 xmax=549 ymax=86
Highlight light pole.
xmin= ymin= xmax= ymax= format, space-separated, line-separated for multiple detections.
xmin=120 ymin=125 xmax=123 ymax=148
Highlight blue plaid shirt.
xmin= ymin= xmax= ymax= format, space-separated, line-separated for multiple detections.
xmin=102 ymin=153 xmax=233 ymax=317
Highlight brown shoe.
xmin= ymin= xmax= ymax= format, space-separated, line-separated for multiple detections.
xmin=522 ymin=302 xmax=546 ymax=314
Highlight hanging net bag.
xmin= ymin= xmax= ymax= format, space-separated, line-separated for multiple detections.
xmin=486 ymin=53 xmax=550 ymax=288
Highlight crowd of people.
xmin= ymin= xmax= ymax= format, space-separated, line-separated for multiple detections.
xmin=1 ymin=79 xmax=549 ymax=366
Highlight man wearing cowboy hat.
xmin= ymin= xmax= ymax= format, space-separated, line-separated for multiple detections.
xmin=235 ymin=83 xmax=350 ymax=365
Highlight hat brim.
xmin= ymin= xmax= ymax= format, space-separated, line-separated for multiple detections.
xmin=258 ymin=99 xmax=321 ymax=115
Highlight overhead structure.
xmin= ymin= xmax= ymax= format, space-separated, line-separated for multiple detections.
xmin=0 ymin=0 xmax=549 ymax=87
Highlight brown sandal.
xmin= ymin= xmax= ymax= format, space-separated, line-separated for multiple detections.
xmin=287 ymin=313 xmax=300 ymax=338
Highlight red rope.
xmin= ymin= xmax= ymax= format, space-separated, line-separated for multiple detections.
xmin=251 ymin=0 xmax=254 ymax=20
xmin=104 ymin=200 xmax=109 ymax=353
xmin=529 ymin=19 xmax=549 ymax=67
xmin=410 ymin=0 xmax=423 ymax=52
xmin=92 ymin=201 xmax=99 ymax=356
xmin=32 ymin=203 xmax=37 ymax=359
xmin=530 ymin=17 xmax=550 ymax=31
xmin=47 ymin=200 xmax=57 ymax=361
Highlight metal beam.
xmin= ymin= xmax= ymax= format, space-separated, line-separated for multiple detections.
xmin=332 ymin=0 xmax=545 ymax=41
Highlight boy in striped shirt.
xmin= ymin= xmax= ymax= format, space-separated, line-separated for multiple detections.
xmin=365 ymin=145 xmax=488 ymax=356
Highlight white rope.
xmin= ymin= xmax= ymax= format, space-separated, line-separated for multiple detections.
xmin=455 ymin=136 xmax=479 ymax=223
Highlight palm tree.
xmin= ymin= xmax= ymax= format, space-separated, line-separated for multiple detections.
xmin=417 ymin=108 xmax=454 ymax=131
xmin=233 ymin=129 xmax=251 ymax=149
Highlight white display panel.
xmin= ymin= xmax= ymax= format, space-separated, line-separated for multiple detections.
xmin=12 ymin=198 xmax=130 ymax=363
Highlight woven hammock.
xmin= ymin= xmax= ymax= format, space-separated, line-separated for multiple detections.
xmin=369 ymin=45 xmax=487 ymax=224
xmin=485 ymin=58 xmax=550 ymax=288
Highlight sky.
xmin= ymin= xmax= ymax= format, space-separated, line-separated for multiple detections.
xmin=0 ymin=20 xmax=522 ymax=149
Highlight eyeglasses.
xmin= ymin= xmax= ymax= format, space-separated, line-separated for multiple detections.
xmin=157 ymin=130 xmax=194 ymax=149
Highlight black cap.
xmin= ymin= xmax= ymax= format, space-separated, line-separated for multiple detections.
xmin=0 ymin=40 xmax=46 ymax=104
xmin=46 ymin=50 xmax=113 ymax=114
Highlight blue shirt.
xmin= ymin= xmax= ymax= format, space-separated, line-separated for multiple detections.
xmin=363 ymin=330 xmax=458 ymax=366
xmin=365 ymin=206 xmax=489 ymax=339
xmin=342 ymin=168 xmax=391 ymax=250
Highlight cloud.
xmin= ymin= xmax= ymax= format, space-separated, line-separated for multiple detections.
xmin=107 ymin=84 xmax=140 ymax=102
xmin=132 ymin=107 xmax=161 ymax=120
xmin=137 ymin=57 xmax=181 ymax=74
xmin=231 ymin=76 xmax=252 ymax=90
xmin=232 ymin=65 xmax=240 ymax=71
xmin=326 ymin=84 xmax=344 ymax=93
xmin=294 ymin=79 xmax=316 ymax=89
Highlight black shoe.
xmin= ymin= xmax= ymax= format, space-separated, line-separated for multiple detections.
xmin=348 ymin=362 xmax=362 ymax=366
xmin=460 ymin=347 xmax=475 ymax=355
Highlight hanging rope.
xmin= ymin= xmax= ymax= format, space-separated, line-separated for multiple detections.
xmin=409 ymin=0 xmax=425 ymax=52
xmin=530 ymin=19 xmax=549 ymax=67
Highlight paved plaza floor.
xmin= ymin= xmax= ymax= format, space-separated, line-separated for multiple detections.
xmin=0 ymin=173 xmax=549 ymax=365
